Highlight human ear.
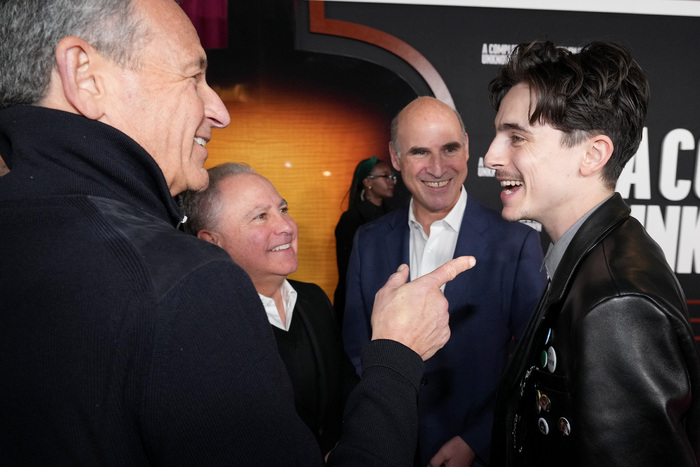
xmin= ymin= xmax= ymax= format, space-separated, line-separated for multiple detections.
xmin=197 ymin=230 xmax=221 ymax=247
xmin=54 ymin=36 xmax=106 ymax=120
xmin=581 ymin=135 xmax=613 ymax=177
xmin=389 ymin=141 xmax=402 ymax=172
xmin=464 ymin=132 xmax=470 ymax=162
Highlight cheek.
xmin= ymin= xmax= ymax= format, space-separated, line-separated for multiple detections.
xmin=400 ymin=161 xmax=424 ymax=183
xmin=222 ymin=229 xmax=260 ymax=259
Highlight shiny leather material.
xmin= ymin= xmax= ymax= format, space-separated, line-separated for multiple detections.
xmin=491 ymin=193 xmax=700 ymax=467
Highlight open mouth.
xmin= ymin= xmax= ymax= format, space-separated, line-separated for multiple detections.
xmin=500 ymin=180 xmax=523 ymax=195
xmin=424 ymin=180 xmax=449 ymax=188
xmin=271 ymin=243 xmax=291 ymax=252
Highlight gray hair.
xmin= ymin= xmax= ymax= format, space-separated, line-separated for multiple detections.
xmin=180 ymin=162 xmax=257 ymax=235
xmin=390 ymin=98 xmax=467 ymax=158
xmin=0 ymin=0 xmax=150 ymax=109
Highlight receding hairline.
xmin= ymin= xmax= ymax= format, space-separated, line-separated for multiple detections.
xmin=217 ymin=172 xmax=286 ymax=219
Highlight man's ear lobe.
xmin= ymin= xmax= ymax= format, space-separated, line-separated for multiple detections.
xmin=581 ymin=135 xmax=614 ymax=177
xmin=54 ymin=36 xmax=106 ymax=120
xmin=197 ymin=229 xmax=221 ymax=246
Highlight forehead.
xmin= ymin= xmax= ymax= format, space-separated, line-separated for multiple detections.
xmin=219 ymin=174 xmax=281 ymax=209
xmin=371 ymin=161 xmax=390 ymax=172
xmin=134 ymin=0 xmax=206 ymax=70
xmin=399 ymin=104 xmax=463 ymax=145
xmin=496 ymin=83 xmax=537 ymax=125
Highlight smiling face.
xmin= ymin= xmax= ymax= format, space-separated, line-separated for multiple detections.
xmin=390 ymin=97 xmax=468 ymax=230
xmin=212 ymin=173 xmax=299 ymax=294
xmin=484 ymin=83 xmax=587 ymax=241
xmin=99 ymin=0 xmax=230 ymax=195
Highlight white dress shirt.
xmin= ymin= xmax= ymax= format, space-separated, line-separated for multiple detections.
xmin=408 ymin=188 xmax=467 ymax=287
xmin=258 ymin=279 xmax=298 ymax=331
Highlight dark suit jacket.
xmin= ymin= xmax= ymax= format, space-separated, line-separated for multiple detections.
xmin=334 ymin=199 xmax=392 ymax=322
xmin=342 ymin=193 xmax=547 ymax=465
xmin=280 ymin=279 xmax=360 ymax=455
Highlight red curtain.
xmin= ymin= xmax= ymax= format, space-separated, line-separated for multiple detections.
xmin=180 ymin=0 xmax=228 ymax=49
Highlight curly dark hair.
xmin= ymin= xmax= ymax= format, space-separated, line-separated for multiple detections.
xmin=488 ymin=40 xmax=650 ymax=188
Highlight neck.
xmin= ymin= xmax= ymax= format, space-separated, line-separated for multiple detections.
xmin=0 ymin=105 xmax=182 ymax=224
xmin=546 ymin=189 xmax=613 ymax=243
xmin=365 ymin=190 xmax=382 ymax=206
xmin=255 ymin=276 xmax=287 ymax=320
xmin=413 ymin=199 xmax=458 ymax=236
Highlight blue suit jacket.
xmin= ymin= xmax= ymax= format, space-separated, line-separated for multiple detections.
xmin=342 ymin=193 xmax=546 ymax=465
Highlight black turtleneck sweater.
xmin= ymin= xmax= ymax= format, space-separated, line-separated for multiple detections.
xmin=0 ymin=105 xmax=425 ymax=466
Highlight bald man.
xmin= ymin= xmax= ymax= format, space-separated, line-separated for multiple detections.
xmin=343 ymin=97 xmax=547 ymax=466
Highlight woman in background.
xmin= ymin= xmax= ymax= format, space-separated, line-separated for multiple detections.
xmin=334 ymin=156 xmax=396 ymax=322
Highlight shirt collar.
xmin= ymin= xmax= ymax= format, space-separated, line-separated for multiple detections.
xmin=543 ymin=194 xmax=613 ymax=279
xmin=408 ymin=186 xmax=467 ymax=233
xmin=258 ymin=279 xmax=297 ymax=331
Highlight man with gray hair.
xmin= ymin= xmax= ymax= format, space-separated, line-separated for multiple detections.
xmin=0 ymin=0 xmax=475 ymax=465
xmin=182 ymin=162 xmax=360 ymax=457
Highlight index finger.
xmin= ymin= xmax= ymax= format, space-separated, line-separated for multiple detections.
xmin=415 ymin=256 xmax=476 ymax=289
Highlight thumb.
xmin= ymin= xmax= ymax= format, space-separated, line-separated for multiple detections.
xmin=381 ymin=263 xmax=410 ymax=291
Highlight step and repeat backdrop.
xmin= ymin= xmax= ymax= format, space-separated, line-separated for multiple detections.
xmin=295 ymin=0 xmax=700 ymax=352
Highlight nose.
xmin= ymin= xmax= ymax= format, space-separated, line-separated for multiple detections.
xmin=203 ymin=81 xmax=231 ymax=129
xmin=427 ymin=154 xmax=445 ymax=176
xmin=484 ymin=137 xmax=504 ymax=169
xmin=275 ymin=212 xmax=297 ymax=236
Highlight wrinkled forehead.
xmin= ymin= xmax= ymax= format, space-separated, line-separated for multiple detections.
xmin=133 ymin=0 xmax=205 ymax=60
xmin=220 ymin=173 xmax=282 ymax=204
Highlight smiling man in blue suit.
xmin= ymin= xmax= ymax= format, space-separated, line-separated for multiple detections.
xmin=342 ymin=96 xmax=547 ymax=467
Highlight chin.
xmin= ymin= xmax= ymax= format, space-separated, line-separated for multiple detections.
xmin=187 ymin=173 xmax=211 ymax=193
xmin=500 ymin=207 xmax=524 ymax=223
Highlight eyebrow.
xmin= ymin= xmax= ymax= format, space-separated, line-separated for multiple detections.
xmin=406 ymin=141 xmax=462 ymax=155
xmin=496 ymin=122 xmax=533 ymax=135
xmin=244 ymin=203 xmax=271 ymax=218
xmin=187 ymin=56 xmax=208 ymax=74
xmin=244 ymin=198 xmax=286 ymax=218
xmin=406 ymin=146 xmax=428 ymax=155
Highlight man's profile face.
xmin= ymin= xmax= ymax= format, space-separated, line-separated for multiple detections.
xmin=213 ymin=174 xmax=299 ymax=288
xmin=390 ymin=98 xmax=468 ymax=228
xmin=484 ymin=83 xmax=584 ymax=236
xmin=100 ymin=0 xmax=230 ymax=195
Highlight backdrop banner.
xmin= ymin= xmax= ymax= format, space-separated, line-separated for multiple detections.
xmin=296 ymin=0 xmax=700 ymax=352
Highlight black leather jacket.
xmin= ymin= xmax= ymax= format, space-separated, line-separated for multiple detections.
xmin=491 ymin=194 xmax=700 ymax=467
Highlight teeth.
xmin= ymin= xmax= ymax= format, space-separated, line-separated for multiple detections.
xmin=272 ymin=243 xmax=291 ymax=252
xmin=500 ymin=180 xmax=523 ymax=187
xmin=424 ymin=180 xmax=449 ymax=188
xmin=194 ymin=137 xmax=207 ymax=147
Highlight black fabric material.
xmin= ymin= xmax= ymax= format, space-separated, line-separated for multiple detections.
xmin=273 ymin=280 xmax=360 ymax=455
xmin=0 ymin=105 xmax=425 ymax=466
xmin=490 ymin=193 xmax=700 ymax=467
xmin=273 ymin=310 xmax=322 ymax=448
